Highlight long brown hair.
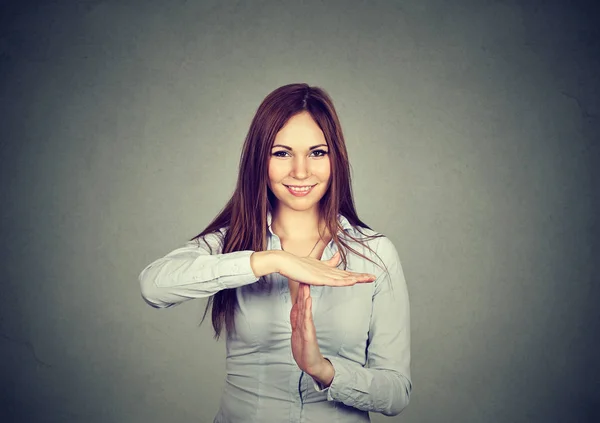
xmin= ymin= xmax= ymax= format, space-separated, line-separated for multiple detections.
xmin=191 ymin=83 xmax=387 ymax=340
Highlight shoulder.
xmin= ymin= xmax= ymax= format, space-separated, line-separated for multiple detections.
xmin=186 ymin=226 xmax=229 ymax=253
xmin=343 ymin=224 xmax=392 ymax=253
xmin=345 ymin=225 xmax=402 ymax=270
xmin=338 ymin=224 xmax=390 ymax=267
xmin=373 ymin=235 xmax=399 ymax=258
xmin=353 ymin=232 xmax=405 ymax=296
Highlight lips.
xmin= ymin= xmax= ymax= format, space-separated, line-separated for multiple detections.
xmin=284 ymin=184 xmax=317 ymax=196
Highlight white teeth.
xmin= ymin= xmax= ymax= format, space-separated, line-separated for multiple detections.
xmin=288 ymin=185 xmax=313 ymax=192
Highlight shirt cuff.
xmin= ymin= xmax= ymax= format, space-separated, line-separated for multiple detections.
xmin=313 ymin=378 xmax=329 ymax=393
xmin=215 ymin=250 xmax=260 ymax=289
xmin=311 ymin=355 xmax=367 ymax=402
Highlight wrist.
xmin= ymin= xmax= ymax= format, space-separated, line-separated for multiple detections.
xmin=309 ymin=357 xmax=335 ymax=388
xmin=250 ymin=250 xmax=287 ymax=277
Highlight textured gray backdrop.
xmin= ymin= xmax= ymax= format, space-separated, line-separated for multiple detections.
xmin=1 ymin=0 xmax=598 ymax=422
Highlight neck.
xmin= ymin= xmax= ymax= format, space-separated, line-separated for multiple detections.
xmin=270 ymin=205 xmax=330 ymax=241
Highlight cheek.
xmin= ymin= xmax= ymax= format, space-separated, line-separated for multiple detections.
xmin=268 ymin=161 xmax=284 ymax=182
xmin=315 ymin=159 xmax=331 ymax=179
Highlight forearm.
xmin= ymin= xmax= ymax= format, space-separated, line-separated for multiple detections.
xmin=140 ymin=246 xmax=260 ymax=308
xmin=314 ymin=356 xmax=411 ymax=416
xmin=140 ymin=245 xmax=290 ymax=308
xmin=310 ymin=236 xmax=412 ymax=416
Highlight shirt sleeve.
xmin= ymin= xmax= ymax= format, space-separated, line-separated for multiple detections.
xmin=311 ymin=236 xmax=412 ymax=416
xmin=138 ymin=229 xmax=260 ymax=308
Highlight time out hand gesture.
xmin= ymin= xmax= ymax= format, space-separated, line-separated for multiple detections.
xmin=289 ymin=247 xmax=352 ymax=382
xmin=280 ymin=250 xmax=376 ymax=286
xmin=290 ymin=282 xmax=330 ymax=378
xmin=288 ymin=247 xmax=375 ymax=382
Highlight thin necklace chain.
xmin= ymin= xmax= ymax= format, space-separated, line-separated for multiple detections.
xmin=281 ymin=237 xmax=321 ymax=257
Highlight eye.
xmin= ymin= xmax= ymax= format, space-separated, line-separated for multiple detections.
xmin=311 ymin=149 xmax=328 ymax=157
xmin=271 ymin=149 xmax=329 ymax=158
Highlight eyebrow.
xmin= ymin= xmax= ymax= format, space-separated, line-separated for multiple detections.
xmin=271 ymin=144 xmax=328 ymax=150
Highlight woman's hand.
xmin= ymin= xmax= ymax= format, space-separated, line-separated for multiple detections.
xmin=279 ymin=250 xmax=376 ymax=287
xmin=290 ymin=283 xmax=334 ymax=386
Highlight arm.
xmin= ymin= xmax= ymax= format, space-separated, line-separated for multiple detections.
xmin=311 ymin=236 xmax=412 ymax=416
xmin=139 ymin=229 xmax=280 ymax=308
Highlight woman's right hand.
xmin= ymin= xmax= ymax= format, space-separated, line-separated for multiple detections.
xmin=278 ymin=251 xmax=376 ymax=286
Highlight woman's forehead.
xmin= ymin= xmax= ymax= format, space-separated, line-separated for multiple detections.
xmin=274 ymin=113 xmax=326 ymax=147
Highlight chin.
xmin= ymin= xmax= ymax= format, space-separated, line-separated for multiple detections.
xmin=288 ymin=203 xmax=319 ymax=212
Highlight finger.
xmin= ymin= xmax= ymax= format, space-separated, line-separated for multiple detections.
xmin=359 ymin=273 xmax=377 ymax=282
xmin=296 ymin=292 xmax=304 ymax=332
xmin=305 ymin=296 xmax=313 ymax=323
xmin=302 ymin=285 xmax=312 ymax=317
xmin=304 ymin=296 xmax=316 ymax=341
xmin=327 ymin=271 xmax=358 ymax=280
xmin=347 ymin=272 xmax=376 ymax=281
xmin=293 ymin=287 xmax=300 ymax=326
xmin=298 ymin=283 xmax=306 ymax=315
xmin=350 ymin=275 xmax=371 ymax=285
xmin=290 ymin=304 xmax=298 ymax=330
xmin=327 ymin=277 xmax=354 ymax=287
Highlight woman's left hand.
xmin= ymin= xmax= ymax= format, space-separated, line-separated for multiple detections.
xmin=290 ymin=283 xmax=326 ymax=375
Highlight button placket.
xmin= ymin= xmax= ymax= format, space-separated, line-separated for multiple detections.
xmin=270 ymin=234 xmax=290 ymax=322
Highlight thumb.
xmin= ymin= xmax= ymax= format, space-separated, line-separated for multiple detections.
xmin=326 ymin=251 xmax=341 ymax=266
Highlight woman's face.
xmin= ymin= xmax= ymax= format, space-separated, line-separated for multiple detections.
xmin=267 ymin=111 xmax=331 ymax=213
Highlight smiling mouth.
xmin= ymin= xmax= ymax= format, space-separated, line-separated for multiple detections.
xmin=284 ymin=184 xmax=317 ymax=194
xmin=284 ymin=184 xmax=317 ymax=188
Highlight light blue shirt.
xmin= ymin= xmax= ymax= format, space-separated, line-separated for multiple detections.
xmin=139 ymin=212 xmax=412 ymax=422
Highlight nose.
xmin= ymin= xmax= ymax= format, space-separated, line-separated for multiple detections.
xmin=290 ymin=155 xmax=310 ymax=179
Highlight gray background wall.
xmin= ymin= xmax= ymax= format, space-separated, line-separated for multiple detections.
xmin=1 ymin=0 xmax=598 ymax=422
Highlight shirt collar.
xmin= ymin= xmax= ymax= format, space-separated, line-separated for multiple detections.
xmin=267 ymin=210 xmax=354 ymax=237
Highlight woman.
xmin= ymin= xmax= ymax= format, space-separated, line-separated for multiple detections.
xmin=139 ymin=83 xmax=412 ymax=422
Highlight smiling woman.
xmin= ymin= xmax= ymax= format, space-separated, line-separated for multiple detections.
xmin=138 ymin=83 xmax=412 ymax=422
xmin=269 ymin=112 xmax=331 ymax=206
